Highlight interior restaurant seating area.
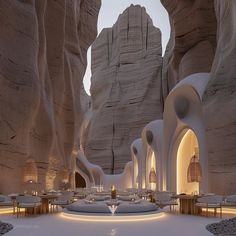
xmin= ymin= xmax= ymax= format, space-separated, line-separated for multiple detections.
xmin=1 ymin=187 xmax=236 ymax=218
xmin=1 ymin=180 xmax=236 ymax=236
xmin=1 ymin=0 xmax=236 ymax=235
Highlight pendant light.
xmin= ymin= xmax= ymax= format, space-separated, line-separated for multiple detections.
xmin=187 ymin=148 xmax=202 ymax=182
xmin=149 ymin=167 xmax=157 ymax=183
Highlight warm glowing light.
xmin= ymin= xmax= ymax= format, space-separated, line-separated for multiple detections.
xmin=0 ymin=207 xmax=24 ymax=214
xmin=60 ymin=211 xmax=165 ymax=222
xmin=0 ymin=208 xmax=14 ymax=214
xmin=111 ymin=185 xmax=116 ymax=199
xmin=177 ymin=129 xmax=199 ymax=194
xmin=202 ymin=208 xmax=236 ymax=215
xmin=72 ymin=150 xmax=79 ymax=155
xmin=149 ymin=151 xmax=156 ymax=191
xmin=23 ymin=158 xmax=38 ymax=183
xmin=133 ymin=155 xmax=139 ymax=188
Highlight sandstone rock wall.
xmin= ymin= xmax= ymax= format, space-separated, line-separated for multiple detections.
xmin=82 ymin=5 xmax=163 ymax=174
xmin=161 ymin=18 xmax=175 ymax=107
xmin=203 ymin=0 xmax=236 ymax=194
xmin=161 ymin=0 xmax=217 ymax=93
xmin=0 ymin=0 xmax=101 ymax=193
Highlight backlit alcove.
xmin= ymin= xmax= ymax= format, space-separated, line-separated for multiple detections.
xmin=133 ymin=148 xmax=139 ymax=189
xmin=146 ymin=147 xmax=157 ymax=191
xmin=145 ymin=130 xmax=157 ymax=191
xmin=177 ymin=129 xmax=200 ymax=194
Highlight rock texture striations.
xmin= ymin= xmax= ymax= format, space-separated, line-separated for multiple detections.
xmin=82 ymin=5 xmax=163 ymax=174
xmin=161 ymin=19 xmax=175 ymax=105
xmin=161 ymin=0 xmax=236 ymax=195
xmin=0 ymin=0 xmax=101 ymax=193
xmin=160 ymin=0 xmax=217 ymax=101
xmin=203 ymin=0 xmax=236 ymax=194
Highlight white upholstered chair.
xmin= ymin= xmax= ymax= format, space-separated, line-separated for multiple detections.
xmin=50 ymin=191 xmax=74 ymax=212
xmin=195 ymin=195 xmax=223 ymax=217
xmin=223 ymin=195 xmax=236 ymax=207
xmin=15 ymin=196 xmax=41 ymax=218
xmin=154 ymin=192 xmax=178 ymax=210
xmin=0 ymin=195 xmax=13 ymax=207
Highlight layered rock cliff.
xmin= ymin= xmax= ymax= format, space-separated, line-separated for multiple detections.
xmin=161 ymin=0 xmax=217 ymax=100
xmin=0 ymin=0 xmax=101 ymax=193
xmin=82 ymin=5 xmax=163 ymax=174
xmin=203 ymin=0 xmax=236 ymax=194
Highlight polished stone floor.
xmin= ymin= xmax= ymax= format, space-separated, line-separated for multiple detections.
xmin=0 ymin=208 xmax=226 ymax=236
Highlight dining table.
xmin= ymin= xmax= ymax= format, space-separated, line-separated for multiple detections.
xmin=177 ymin=194 xmax=202 ymax=215
xmin=38 ymin=194 xmax=59 ymax=214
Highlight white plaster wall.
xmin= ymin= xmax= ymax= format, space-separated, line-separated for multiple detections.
xmin=163 ymin=73 xmax=210 ymax=193
xmin=141 ymin=120 xmax=163 ymax=191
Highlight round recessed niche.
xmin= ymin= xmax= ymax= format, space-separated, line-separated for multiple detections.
xmin=146 ymin=130 xmax=153 ymax=145
xmin=174 ymin=96 xmax=190 ymax=119
xmin=133 ymin=146 xmax=138 ymax=155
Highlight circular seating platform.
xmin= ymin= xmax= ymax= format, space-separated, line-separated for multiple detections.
xmin=63 ymin=200 xmax=163 ymax=222
xmin=67 ymin=199 xmax=158 ymax=214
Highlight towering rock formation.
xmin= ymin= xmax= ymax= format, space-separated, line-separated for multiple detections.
xmin=161 ymin=19 xmax=175 ymax=106
xmin=161 ymin=0 xmax=217 ymax=97
xmin=82 ymin=5 xmax=163 ymax=174
xmin=203 ymin=0 xmax=236 ymax=194
xmin=0 ymin=0 xmax=101 ymax=193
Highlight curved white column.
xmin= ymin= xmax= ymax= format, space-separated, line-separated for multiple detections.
xmin=163 ymin=73 xmax=210 ymax=193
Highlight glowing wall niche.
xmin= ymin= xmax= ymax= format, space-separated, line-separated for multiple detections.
xmin=133 ymin=154 xmax=139 ymax=189
xmin=177 ymin=129 xmax=199 ymax=194
xmin=146 ymin=147 xmax=157 ymax=191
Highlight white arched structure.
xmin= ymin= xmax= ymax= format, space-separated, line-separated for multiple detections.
xmin=75 ymin=73 xmax=211 ymax=194
xmin=141 ymin=120 xmax=163 ymax=191
xmin=75 ymin=150 xmax=133 ymax=190
xmin=163 ymin=73 xmax=210 ymax=194
xmin=176 ymin=129 xmax=199 ymax=194
xmin=131 ymin=139 xmax=144 ymax=190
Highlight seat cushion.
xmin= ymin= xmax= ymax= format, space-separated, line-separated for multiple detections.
xmin=88 ymin=195 xmax=110 ymax=201
xmin=156 ymin=200 xmax=177 ymax=205
xmin=0 ymin=196 xmax=5 ymax=202
xmin=67 ymin=201 xmax=111 ymax=213
xmin=0 ymin=201 xmax=13 ymax=206
xmin=18 ymin=202 xmax=41 ymax=208
xmin=116 ymin=201 xmax=158 ymax=213
xmin=196 ymin=203 xmax=221 ymax=208
xmin=51 ymin=200 xmax=69 ymax=205
xmin=117 ymin=196 xmax=136 ymax=201
xmin=222 ymin=202 xmax=236 ymax=207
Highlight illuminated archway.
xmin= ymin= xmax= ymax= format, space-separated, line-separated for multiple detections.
xmin=133 ymin=154 xmax=139 ymax=189
xmin=177 ymin=129 xmax=199 ymax=194
xmin=146 ymin=146 xmax=157 ymax=191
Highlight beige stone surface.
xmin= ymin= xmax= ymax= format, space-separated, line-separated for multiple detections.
xmin=203 ymin=0 xmax=236 ymax=194
xmin=82 ymin=5 xmax=163 ymax=174
xmin=0 ymin=0 xmax=101 ymax=193
xmin=161 ymin=19 xmax=175 ymax=106
xmin=161 ymin=0 xmax=217 ymax=90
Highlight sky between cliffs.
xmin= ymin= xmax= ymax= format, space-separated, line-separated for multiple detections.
xmin=83 ymin=0 xmax=170 ymax=95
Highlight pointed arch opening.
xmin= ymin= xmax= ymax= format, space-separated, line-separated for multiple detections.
xmin=133 ymin=155 xmax=139 ymax=189
xmin=146 ymin=147 xmax=157 ymax=191
xmin=177 ymin=129 xmax=200 ymax=194
xmin=75 ymin=172 xmax=86 ymax=188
